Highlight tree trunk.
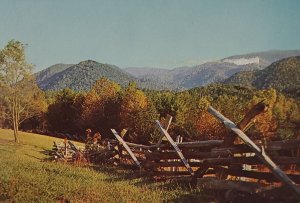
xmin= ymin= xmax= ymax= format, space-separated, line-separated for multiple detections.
xmin=15 ymin=119 xmax=19 ymax=143
xmin=12 ymin=97 xmax=19 ymax=143
xmin=16 ymin=98 xmax=20 ymax=140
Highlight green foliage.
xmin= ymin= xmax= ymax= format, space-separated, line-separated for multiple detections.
xmin=46 ymin=89 xmax=84 ymax=134
xmin=148 ymin=84 xmax=300 ymax=141
xmin=120 ymin=82 xmax=159 ymax=143
xmin=0 ymin=40 xmax=46 ymax=142
xmin=255 ymin=56 xmax=300 ymax=94
xmin=37 ymin=60 xmax=136 ymax=92
xmin=33 ymin=54 xmax=300 ymax=143
xmin=146 ymin=90 xmax=177 ymax=118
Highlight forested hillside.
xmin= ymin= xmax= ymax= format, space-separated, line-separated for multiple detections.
xmin=225 ymin=56 xmax=300 ymax=97
xmin=35 ymin=63 xmax=73 ymax=84
xmin=36 ymin=60 xmax=136 ymax=91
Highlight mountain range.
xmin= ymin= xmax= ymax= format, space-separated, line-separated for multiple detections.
xmin=125 ymin=50 xmax=300 ymax=90
xmin=35 ymin=49 xmax=300 ymax=92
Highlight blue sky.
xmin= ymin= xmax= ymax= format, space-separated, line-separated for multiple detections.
xmin=1 ymin=0 xmax=300 ymax=71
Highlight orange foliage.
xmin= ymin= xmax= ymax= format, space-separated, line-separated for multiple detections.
xmin=195 ymin=111 xmax=227 ymax=140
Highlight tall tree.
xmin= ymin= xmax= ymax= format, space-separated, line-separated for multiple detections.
xmin=46 ymin=89 xmax=83 ymax=134
xmin=81 ymin=77 xmax=121 ymax=136
xmin=120 ymin=82 xmax=159 ymax=143
xmin=0 ymin=40 xmax=46 ymax=142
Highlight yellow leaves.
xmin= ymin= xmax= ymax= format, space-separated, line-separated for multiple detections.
xmin=81 ymin=78 xmax=121 ymax=129
xmin=91 ymin=77 xmax=121 ymax=99
xmin=119 ymin=83 xmax=154 ymax=139
xmin=121 ymin=84 xmax=148 ymax=114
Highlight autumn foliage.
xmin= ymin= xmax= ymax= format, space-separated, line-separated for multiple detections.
xmin=41 ymin=81 xmax=300 ymax=144
xmin=1 ymin=40 xmax=299 ymax=145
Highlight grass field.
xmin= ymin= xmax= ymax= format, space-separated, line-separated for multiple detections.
xmin=0 ymin=129 xmax=214 ymax=203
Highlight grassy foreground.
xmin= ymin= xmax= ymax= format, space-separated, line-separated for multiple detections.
xmin=0 ymin=129 xmax=213 ymax=203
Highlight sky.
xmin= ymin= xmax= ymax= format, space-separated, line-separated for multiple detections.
xmin=1 ymin=0 xmax=300 ymax=71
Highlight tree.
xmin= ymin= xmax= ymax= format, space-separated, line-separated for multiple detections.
xmin=194 ymin=96 xmax=227 ymax=140
xmin=172 ymin=91 xmax=209 ymax=141
xmin=120 ymin=82 xmax=159 ymax=143
xmin=146 ymin=90 xmax=177 ymax=118
xmin=0 ymin=40 xmax=46 ymax=142
xmin=46 ymin=89 xmax=84 ymax=134
xmin=81 ymin=77 xmax=121 ymax=136
xmin=249 ymin=89 xmax=277 ymax=140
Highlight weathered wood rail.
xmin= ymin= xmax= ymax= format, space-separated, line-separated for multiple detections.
xmin=111 ymin=129 xmax=141 ymax=168
xmin=51 ymin=140 xmax=80 ymax=162
xmin=208 ymin=106 xmax=300 ymax=196
xmin=109 ymin=101 xmax=300 ymax=200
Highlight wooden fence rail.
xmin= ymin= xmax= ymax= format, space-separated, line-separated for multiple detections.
xmin=108 ymin=103 xmax=300 ymax=200
xmin=208 ymin=106 xmax=300 ymax=197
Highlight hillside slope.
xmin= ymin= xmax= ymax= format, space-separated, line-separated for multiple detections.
xmin=35 ymin=63 xmax=74 ymax=84
xmin=225 ymin=56 xmax=300 ymax=97
xmin=37 ymin=60 xmax=136 ymax=91
xmin=0 ymin=129 xmax=211 ymax=202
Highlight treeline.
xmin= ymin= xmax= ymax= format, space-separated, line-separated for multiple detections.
xmin=1 ymin=40 xmax=298 ymax=143
xmin=11 ymin=78 xmax=299 ymax=143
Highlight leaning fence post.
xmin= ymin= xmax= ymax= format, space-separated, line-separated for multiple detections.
xmin=111 ymin=129 xmax=141 ymax=168
xmin=208 ymin=106 xmax=300 ymax=198
xmin=156 ymin=120 xmax=194 ymax=176
xmin=157 ymin=114 xmax=173 ymax=145
xmin=221 ymin=101 xmax=267 ymax=147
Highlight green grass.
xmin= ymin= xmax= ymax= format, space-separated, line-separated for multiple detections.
xmin=0 ymin=129 xmax=214 ymax=202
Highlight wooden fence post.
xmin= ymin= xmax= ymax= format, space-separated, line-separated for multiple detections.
xmin=208 ymin=106 xmax=300 ymax=198
xmin=157 ymin=114 xmax=173 ymax=145
xmin=222 ymin=101 xmax=267 ymax=147
xmin=156 ymin=120 xmax=194 ymax=176
xmin=111 ymin=129 xmax=141 ymax=168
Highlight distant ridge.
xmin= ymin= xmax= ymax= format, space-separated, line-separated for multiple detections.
xmin=223 ymin=49 xmax=300 ymax=66
xmin=125 ymin=49 xmax=300 ymax=90
xmin=36 ymin=49 xmax=300 ymax=91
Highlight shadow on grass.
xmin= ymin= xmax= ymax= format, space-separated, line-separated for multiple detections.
xmin=39 ymin=149 xmax=217 ymax=202
xmin=170 ymin=192 xmax=219 ymax=203
xmin=90 ymin=164 xmax=217 ymax=202
xmin=24 ymin=153 xmax=42 ymax=160
xmin=38 ymin=148 xmax=56 ymax=162
xmin=39 ymin=148 xmax=52 ymax=156
xmin=90 ymin=164 xmax=144 ymax=181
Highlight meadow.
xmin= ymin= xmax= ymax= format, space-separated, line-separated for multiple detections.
xmin=0 ymin=129 xmax=214 ymax=203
